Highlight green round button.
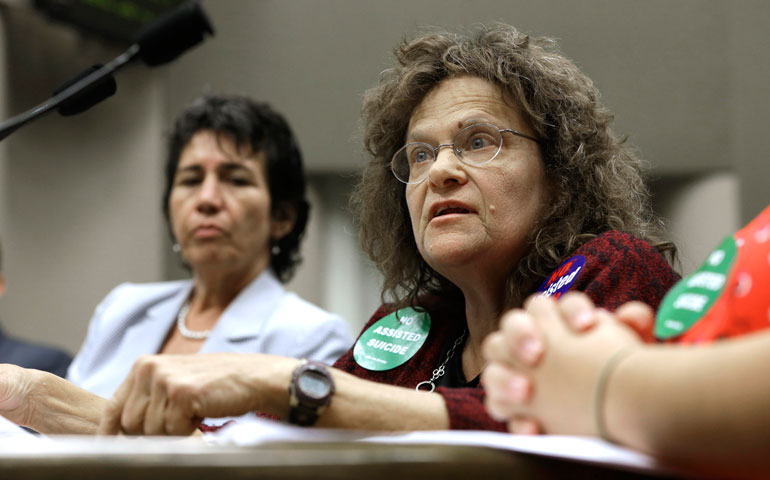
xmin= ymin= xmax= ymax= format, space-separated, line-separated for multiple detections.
xmin=353 ymin=307 xmax=431 ymax=371
xmin=655 ymin=235 xmax=737 ymax=340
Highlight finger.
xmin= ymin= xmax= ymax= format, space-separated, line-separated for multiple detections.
xmin=482 ymin=331 xmax=514 ymax=366
xmin=120 ymin=357 xmax=156 ymax=434
xmin=98 ymin=368 xmax=137 ymax=435
xmin=482 ymin=363 xmax=532 ymax=421
xmin=525 ymin=294 xmax=562 ymax=329
xmin=557 ymin=292 xmax=598 ymax=332
xmin=508 ymin=416 xmax=542 ymax=435
xmin=483 ymin=363 xmax=533 ymax=404
xmin=497 ymin=310 xmax=545 ymax=367
xmin=615 ymin=301 xmax=655 ymax=342
xmin=163 ymin=382 xmax=201 ymax=436
xmin=143 ymin=375 xmax=169 ymax=435
xmin=99 ymin=398 xmax=123 ymax=435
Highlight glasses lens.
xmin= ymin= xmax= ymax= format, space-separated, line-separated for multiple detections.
xmin=455 ymin=124 xmax=502 ymax=165
xmin=392 ymin=143 xmax=433 ymax=184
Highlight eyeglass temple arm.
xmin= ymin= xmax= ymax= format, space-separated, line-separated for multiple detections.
xmin=500 ymin=128 xmax=541 ymax=144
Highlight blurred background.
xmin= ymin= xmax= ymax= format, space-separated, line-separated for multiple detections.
xmin=0 ymin=0 xmax=768 ymax=355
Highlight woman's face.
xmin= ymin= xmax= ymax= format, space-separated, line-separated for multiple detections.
xmin=404 ymin=75 xmax=550 ymax=288
xmin=169 ymin=130 xmax=292 ymax=275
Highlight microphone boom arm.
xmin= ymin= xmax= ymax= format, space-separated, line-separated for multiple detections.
xmin=0 ymin=0 xmax=213 ymax=142
xmin=0 ymin=44 xmax=139 ymax=142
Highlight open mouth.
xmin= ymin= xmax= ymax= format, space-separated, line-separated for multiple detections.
xmin=432 ymin=204 xmax=473 ymax=219
xmin=434 ymin=207 xmax=470 ymax=217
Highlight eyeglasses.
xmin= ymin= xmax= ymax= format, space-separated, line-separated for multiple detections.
xmin=390 ymin=123 xmax=541 ymax=184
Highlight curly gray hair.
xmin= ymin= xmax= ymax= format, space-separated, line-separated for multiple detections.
xmin=352 ymin=24 xmax=675 ymax=310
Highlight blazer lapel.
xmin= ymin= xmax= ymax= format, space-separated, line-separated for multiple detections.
xmin=200 ymin=271 xmax=284 ymax=353
xmin=118 ymin=283 xmax=192 ymax=360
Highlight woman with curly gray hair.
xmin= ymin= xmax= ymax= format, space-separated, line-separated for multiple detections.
xmin=99 ymin=24 xmax=680 ymax=435
xmin=354 ymin=24 xmax=676 ymax=309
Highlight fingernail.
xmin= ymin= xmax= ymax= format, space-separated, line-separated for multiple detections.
xmin=520 ymin=338 xmax=543 ymax=365
xmin=573 ymin=309 xmax=594 ymax=329
xmin=507 ymin=375 xmax=529 ymax=402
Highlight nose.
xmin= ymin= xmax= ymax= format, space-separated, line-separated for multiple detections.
xmin=427 ymin=145 xmax=467 ymax=188
xmin=196 ymin=174 xmax=223 ymax=214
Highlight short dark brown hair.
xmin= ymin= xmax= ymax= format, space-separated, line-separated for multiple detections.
xmin=352 ymin=24 xmax=675 ymax=310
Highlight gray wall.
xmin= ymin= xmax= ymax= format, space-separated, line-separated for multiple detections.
xmin=0 ymin=0 xmax=767 ymax=354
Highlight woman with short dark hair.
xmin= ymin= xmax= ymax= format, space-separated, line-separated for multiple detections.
xmin=0 ymin=95 xmax=351 ymax=434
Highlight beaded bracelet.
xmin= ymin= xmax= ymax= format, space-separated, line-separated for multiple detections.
xmin=593 ymin=345 xmax=638 ymax=443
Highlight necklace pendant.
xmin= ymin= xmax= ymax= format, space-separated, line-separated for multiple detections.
xmin=415 ymin=380 xmax=435 ymax=392
xmin=415 ymin=329 xmax=467 ymax=393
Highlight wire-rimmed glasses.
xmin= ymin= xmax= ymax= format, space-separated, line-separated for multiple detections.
xmin=390 ymin=123 xmax=540 ymax=184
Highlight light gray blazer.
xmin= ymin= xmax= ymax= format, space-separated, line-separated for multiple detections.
xmin=67 ymin=270 xmax=353 ymax=399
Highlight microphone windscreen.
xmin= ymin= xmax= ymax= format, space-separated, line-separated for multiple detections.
xmin=54 ymin=64 xmax=117 ymax=116
xmin=133 ymin=1 xmax=214 ymax=67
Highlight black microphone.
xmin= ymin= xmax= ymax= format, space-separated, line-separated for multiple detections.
xmin=0 ymin=0 xmax=214 ymax=141
xmin=133 ymin=1 xmax=214 ymax=67
xmin=54 ymin=64 xmax=117 ymax=117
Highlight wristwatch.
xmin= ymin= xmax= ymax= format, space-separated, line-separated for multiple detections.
xmin=288 ymin=359 xmax=335 ymax=426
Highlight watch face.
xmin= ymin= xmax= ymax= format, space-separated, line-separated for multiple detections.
xmin=298 ymin=370 xmax=331 ymax=399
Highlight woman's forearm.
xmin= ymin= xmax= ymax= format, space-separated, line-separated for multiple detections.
xmin=318 ymin=369 xmax=449 ymax=430
xmin=99 ymin=353 xmax=451 ymax=435
xmin=217 ymin=354 xmax=451 ymax=431
xmin=606 ymin=331 xmax=770 ymax=471
xmin=0 ymin=366 xmax=106 ymax=434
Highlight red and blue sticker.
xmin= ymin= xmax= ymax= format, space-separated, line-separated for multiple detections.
xmin=536 ymin=255 xmax=586 ymax=300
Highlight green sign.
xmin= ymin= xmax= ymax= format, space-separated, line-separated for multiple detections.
xmin=655 ymin=236 xmax=737 ymax=339
xmin=353 ymin=307 xmax=430 ymax=371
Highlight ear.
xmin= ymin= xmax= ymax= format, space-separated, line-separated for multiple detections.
xmin=270 ymin=202 xmax=297 ymax=242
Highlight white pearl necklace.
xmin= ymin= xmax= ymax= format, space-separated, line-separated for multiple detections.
xmin=176 ymin=299 xmax=211 ymax=340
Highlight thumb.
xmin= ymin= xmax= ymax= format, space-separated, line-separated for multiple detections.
xmin=614 ymin=302 xmax=655 ymax=342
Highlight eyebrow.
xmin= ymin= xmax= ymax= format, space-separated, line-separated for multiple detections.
xmin=459 ymin=117 xmax=494 ymax=128
xmin=175 ymin=165 xmax=203 ymax=175
xmin=406 ymin=116 xmax=500 ymax=143
xmin=176 ymin=161 xmax=256 ymax=174
xmin=218 ymin=162 xmax=255 ymax=174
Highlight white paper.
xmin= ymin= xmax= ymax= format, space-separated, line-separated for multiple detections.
xmin=0 ymin=414 xmax=38 ymax=439
xmin=203 ymin=416 xmax=370 ymax=445
xmin=206 ymin=417 xmax=680 ymax=475
xmin=0 ymin=434 xmax=205 ymax=456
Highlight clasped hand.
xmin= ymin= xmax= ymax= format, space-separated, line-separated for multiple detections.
xmin=482 ymin=293 xmax=652 ymax=436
